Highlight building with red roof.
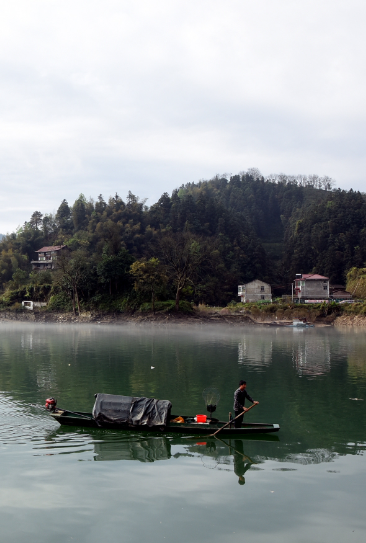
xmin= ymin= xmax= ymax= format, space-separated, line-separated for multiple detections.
xmin=293 ymin=273 xmax=329 ymax=302
xmin=31 ymin=245 xmax=66 ymax=271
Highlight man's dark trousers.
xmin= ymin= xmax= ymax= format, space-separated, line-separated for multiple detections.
xmin=234 ymin=410 xmax=244 ymax=428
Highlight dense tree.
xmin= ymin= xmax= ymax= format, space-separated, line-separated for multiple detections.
xmin=282 ymin=190 xmax=366 ymax=282
xmin=130 ymin=257 xmax=167 ymax=313
xmin=97 ymin=247 xmax=134 ymax=294
xmin=56 ymin=200 xmax=72 ymax=232
xmin=29 ymin=211 xmax=43 ymax=230
xmin=72 ymin=195 xmax=88 ymax=232
xmin=54 ymin=249 xmax=92 ymax=314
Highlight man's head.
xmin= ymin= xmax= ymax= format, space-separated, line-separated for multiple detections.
xmin=238 ymin=476 xmax=245 ymax=485
xmin=239 ymin=380 xmax=247 ymax=391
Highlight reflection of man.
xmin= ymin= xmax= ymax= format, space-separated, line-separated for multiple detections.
xmin=233 ymin=380 xmax=259 ymax=428
xmin=233 ymin=440 xmax=252 ymax=485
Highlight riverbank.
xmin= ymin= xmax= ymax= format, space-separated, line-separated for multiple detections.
xmin=0 ymin=309 xmax=254 ymax=326
xmin=333 ymin=314 xmax=366 ymax=326
xmin=1 ymin=308 xmax=365 ymax=326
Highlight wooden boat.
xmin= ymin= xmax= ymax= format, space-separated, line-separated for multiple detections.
xmin=49 ymin=408 xmax=280 ymax=435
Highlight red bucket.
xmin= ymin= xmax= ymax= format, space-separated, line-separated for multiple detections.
xmin=196 ymin=414 xmax=207 ymax=423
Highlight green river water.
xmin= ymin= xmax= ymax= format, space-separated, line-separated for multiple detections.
xmin=0 ymin=322 xmax=365 ymax=543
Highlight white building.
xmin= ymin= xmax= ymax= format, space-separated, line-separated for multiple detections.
xmin=238 ymin=280 xmax=272 ymax=302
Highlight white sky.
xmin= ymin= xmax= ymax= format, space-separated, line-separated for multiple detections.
xmin=0 ymin=0 xmax=365 ymax=233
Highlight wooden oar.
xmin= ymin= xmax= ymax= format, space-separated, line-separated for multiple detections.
xmin=209 ymin=403 xmax=258 ymax=437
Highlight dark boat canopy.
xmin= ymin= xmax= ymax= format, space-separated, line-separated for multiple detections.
xmin=92 ymin=394 xmax=172 ymax=428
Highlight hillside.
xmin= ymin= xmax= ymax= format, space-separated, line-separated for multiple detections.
xmin=0 ymin=171 xmax=365 ymax=309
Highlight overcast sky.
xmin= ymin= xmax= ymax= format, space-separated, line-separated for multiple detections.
xmin=0 ymin=0 xmax=365 ymax=233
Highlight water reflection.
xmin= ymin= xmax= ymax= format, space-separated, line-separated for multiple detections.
xmin=1 ymin=323 xmax=366 ymax=542
xmin=20 ymin=333 xmax=33 ymax=350
xmin=292 ymin=336 xmax=331 ymax=378
xmin=238 ymin=338 xmax=272 ymax=369
xmin=37 ymin=427 xmax=278 ymax=486
xmin=191 ymin=438 xmax=255 ymax=484
xmin=94 ymin=436 xmax=171 ymax=462
xmin=93 ymin=435 xmax=259 ymax=487
xmin=347 ymin=342 xmax=366 ymax=381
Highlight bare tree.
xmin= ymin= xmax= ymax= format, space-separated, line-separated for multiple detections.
xmin=54 ymin=249 xmax=90 ymax=314
xmin=156 ymin=232 xmax=208 ymax=311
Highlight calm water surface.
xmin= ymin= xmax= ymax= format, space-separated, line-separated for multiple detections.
xmin=0 ymin=322 xmax=365 ymax=543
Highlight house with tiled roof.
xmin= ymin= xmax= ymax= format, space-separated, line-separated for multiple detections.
xmin=293 ymin=273 xmax=329 ymax=302
xmin=31 ymin=245 xmax=66 ymax=271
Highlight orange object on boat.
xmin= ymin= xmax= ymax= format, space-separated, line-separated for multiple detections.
xmin=171 ymin=416 xmax=185 ymax=423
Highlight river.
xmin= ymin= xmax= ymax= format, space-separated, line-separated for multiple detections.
xmin=0 ymin=322 xmax=365 ymax=543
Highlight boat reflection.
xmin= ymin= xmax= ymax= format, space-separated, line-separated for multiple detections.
xmin=92 ymin=435 xmax=263 ymax=486
xmin=183 ymin=438 xmax=256 ymax=485
xmin=93 ymin=436 xmax=172 ymax=462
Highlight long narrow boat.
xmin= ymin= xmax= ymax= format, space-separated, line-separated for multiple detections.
xmin=49 ymin=408 xmax=280 ymax=435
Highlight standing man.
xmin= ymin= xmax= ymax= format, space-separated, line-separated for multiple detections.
xmin=233 ymin=380 xmax=259 ymax=428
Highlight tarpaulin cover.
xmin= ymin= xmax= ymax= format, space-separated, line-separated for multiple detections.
xmin=92 ymin=393 xmax=172 ymax=428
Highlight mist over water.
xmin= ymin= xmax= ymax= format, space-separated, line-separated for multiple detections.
xmin=0 ymin=322 xmax=365 ymax=543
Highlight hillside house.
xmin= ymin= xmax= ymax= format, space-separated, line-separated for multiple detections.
xmin=31 ymin=245 xmax=66 ymax=271
xmin=238 ymin=280 xmax=272 ymax=302
xmin=293 ymin=273 xmax=329 ymax=302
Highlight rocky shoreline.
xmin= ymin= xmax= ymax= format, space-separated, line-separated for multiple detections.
xmin=0 ymin=309 xmax=255 ymax=326
xmin=1 ymin=309 xmax=364 ymax=326
xmin=332 ymin=315 xmax=366 ymax=326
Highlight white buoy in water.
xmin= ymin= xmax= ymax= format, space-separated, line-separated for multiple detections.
xmin=151 ymin=366 xmax=155 ymax=369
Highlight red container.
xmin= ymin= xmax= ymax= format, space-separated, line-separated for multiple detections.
xmin=196 ymin=414 xmax=207 ymax=423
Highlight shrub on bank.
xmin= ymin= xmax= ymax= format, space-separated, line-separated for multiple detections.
xmin=224 ymin=300 xmax=345 ymax=321
xmin=9 ymin=302 xmax=25 ymax=312
xmin=340 ymin=302 xmax=366 ymax=315
xmin=139 ymin=300 xmax=193 ymax=313
xmin=47 ymin=293 xmax=73 ymax=312
xmin=1 ymin=284 xmax=53 ymax=308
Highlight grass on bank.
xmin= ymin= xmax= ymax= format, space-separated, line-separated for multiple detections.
xmin=0 ymin=291 xmax=195 ymax=314
xmin=226 ymin=300 xmax=366 ymax=319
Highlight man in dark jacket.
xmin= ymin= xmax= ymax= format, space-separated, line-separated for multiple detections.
xmin=233 ymin=380 xmax=259 ymax=428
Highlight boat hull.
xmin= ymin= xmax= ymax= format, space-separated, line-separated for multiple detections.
xmin=50 ymin=410 xmax=280 ymax=435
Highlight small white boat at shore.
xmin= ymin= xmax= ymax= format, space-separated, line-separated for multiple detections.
xmin=286 ymin=319 xmax=314 ymax=328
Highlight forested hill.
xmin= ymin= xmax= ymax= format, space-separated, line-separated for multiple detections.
xmin=0 ymin=170 xmax=365 ymax=309
xmin=177 ymin=173 xmax=333 ymax=264
xmin=176 ymin=173 xmax=366 ymax=284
